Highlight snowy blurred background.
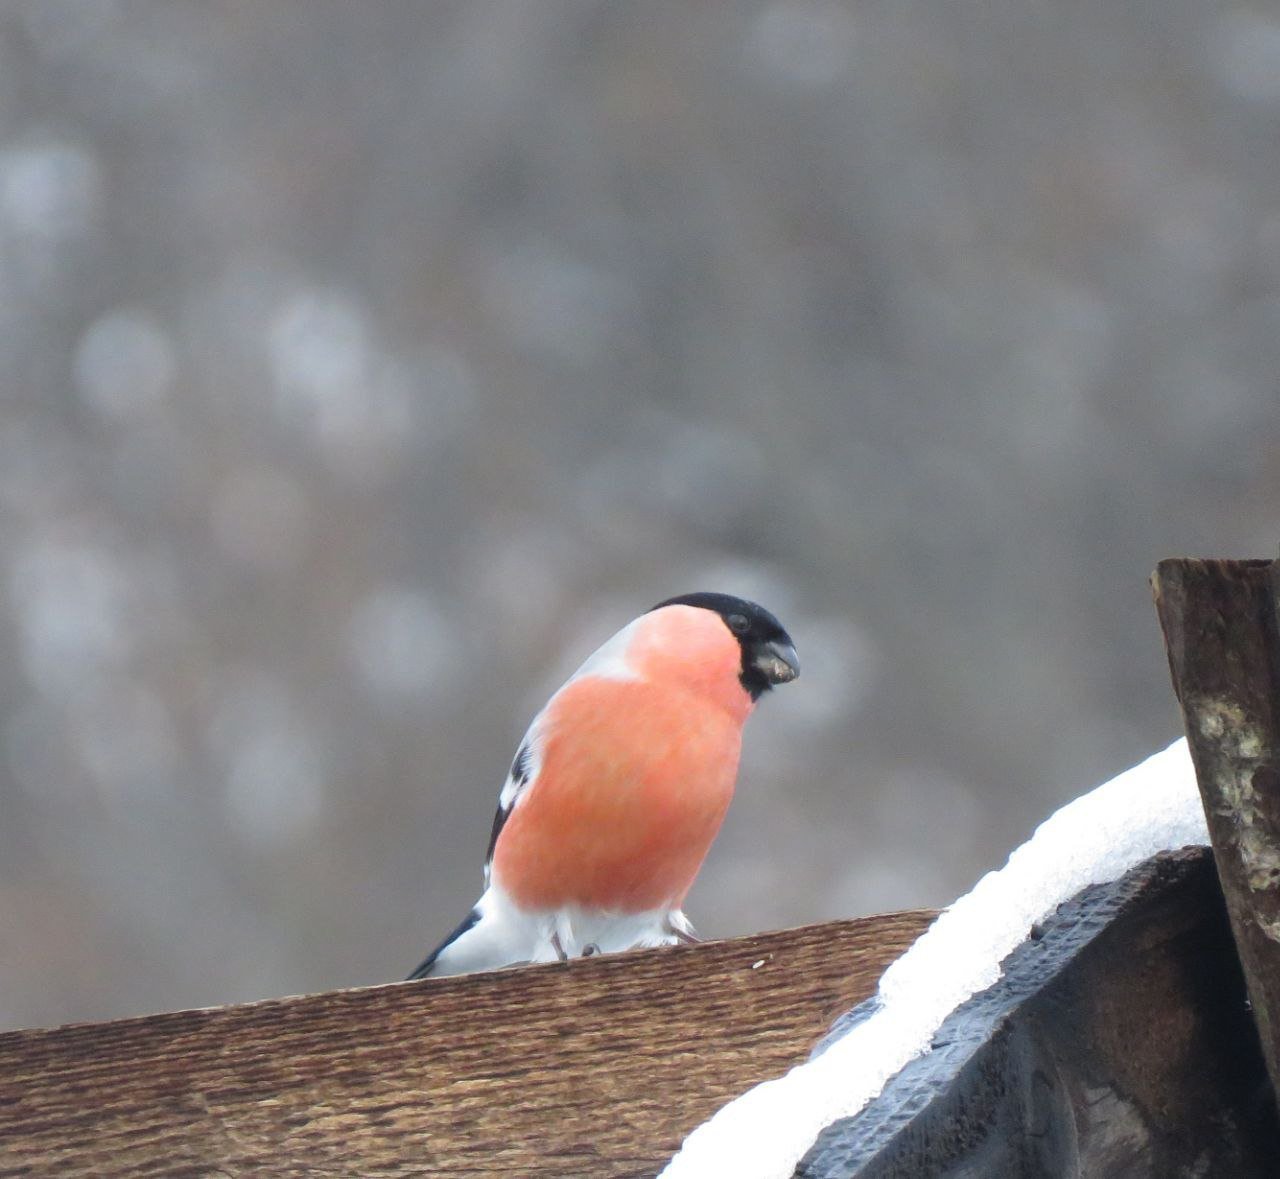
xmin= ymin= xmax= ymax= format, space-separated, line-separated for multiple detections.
xmin=1 ymin=1 xmax=1278 ymax=1030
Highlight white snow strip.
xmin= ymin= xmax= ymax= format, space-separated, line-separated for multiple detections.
xmin=662 ymin=738 xmax=1206 ymax=1179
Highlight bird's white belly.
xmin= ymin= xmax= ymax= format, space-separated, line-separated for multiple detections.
xmin=427 ymin=883 xmax=682 ymax=976
xmin=533 ymin=906 xmax=678 ymax=962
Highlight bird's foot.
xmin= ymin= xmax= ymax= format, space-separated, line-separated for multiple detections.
xmin=581 ymin=943 xmax=601 ymax=957
xmin=550 ymin=930 xmax=569 ymax=962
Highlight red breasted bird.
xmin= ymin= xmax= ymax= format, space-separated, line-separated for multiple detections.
xmin=408 ymin=592 xmax=799 ymax=978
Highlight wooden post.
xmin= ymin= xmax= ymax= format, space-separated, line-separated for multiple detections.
xmin=1152 ymin=557 xmax=1280 ymax=1108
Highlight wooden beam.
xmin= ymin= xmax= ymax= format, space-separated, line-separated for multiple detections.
xmin=0 ymin=912 xmax=931 ymax=1177
xmin=1153 ymin=556 xmax=1280 ymax=1108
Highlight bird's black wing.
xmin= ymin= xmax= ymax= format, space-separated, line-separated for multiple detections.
xmin=483 ymin=738 xmax=534 ymax=880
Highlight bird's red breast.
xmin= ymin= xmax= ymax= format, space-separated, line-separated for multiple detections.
xmin=489 ymin=605 xmax=753 ymax=913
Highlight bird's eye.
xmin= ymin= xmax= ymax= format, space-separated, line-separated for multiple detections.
xmin=727 ymin=613 xmax=749 ymax=634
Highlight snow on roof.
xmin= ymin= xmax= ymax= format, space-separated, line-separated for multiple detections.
xmin=662 ymin=738 xmax=1206 ymax=1179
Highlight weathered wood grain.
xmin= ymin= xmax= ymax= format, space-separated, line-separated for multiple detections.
xmin=0 ymin=912 xmax=931 ymax=1178
xmin=1153 ymin=557 xmax=1280 ymax=1109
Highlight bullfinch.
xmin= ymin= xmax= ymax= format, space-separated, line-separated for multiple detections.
xmin=407 ymin=592 xmax=799 ymax=978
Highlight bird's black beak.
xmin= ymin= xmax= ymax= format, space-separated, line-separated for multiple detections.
xmin=755 ymin=639 xmax=800 ymax=685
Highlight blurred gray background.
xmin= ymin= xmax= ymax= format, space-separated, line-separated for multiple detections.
xmin=1 ymin=0 xmax=1277 ymax=1031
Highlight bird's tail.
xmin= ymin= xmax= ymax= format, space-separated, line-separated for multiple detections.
xmin=406 ymin=908 xmax=480 ymax=980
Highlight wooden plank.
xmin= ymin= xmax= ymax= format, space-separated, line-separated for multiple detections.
xmin=798 ymin=848 xmax=1279 ymax=1177
xmin=0 ymin=912 xmax=931 ymax=1178
xmin=1152 ymin=556 xmax=1280 ymax=1109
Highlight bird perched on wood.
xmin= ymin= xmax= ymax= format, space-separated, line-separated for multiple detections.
xmin=408 ymin=592 xmax=799 ymax=979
